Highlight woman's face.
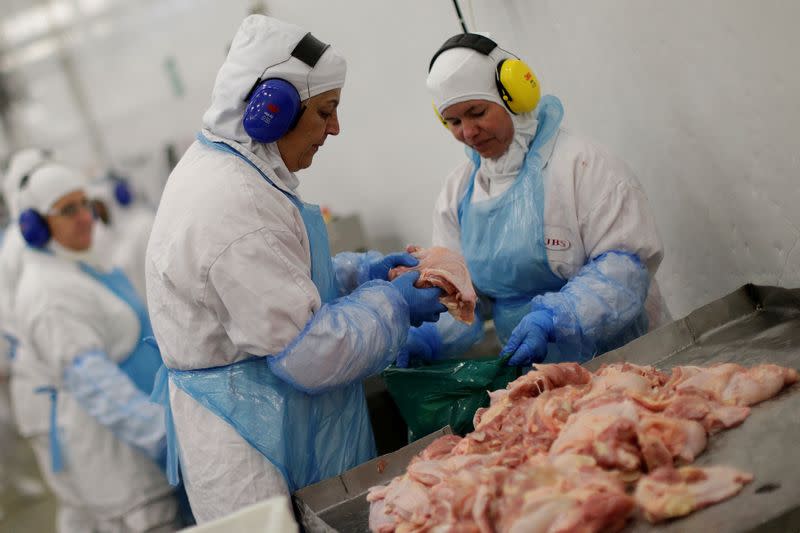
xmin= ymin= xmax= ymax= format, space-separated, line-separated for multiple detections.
xmin=46 ymin=190 xmax=94 ymax=251
xmin=441 ymin=100 xmax=515 ymax=159
xmin=277 ymin=88 xmax=341 ymax=172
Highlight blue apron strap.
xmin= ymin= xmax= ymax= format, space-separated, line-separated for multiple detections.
xmin=195 ymin=132 xmax=300 ymax=205
xmin=35 ymin=386 xmax=64 ymax=473
xmin=529 ymin=95 xmax=564 ymax=154
xmin=150 ymin=364 xmax=181 ymax=486
xmin=457 ymin=148 xmax=481 ymax=225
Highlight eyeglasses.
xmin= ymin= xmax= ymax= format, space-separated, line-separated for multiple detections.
xmin=46 ymin=197 xmax=93 ymax=218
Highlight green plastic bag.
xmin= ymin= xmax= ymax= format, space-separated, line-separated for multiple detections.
xmin=382 ymin=357 xmax=521 ymax=442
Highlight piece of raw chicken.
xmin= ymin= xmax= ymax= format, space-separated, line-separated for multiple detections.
xmin=634 ymin=465 xmax=753 ymax=522
xmin=388 ymin=245 xmax=477 ymax=323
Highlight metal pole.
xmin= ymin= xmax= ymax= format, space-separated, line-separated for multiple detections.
xmin=450 ymin=0 xmax=469 ymax=33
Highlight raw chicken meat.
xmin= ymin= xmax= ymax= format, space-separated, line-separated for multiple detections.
xmin=636 ymin=414 xmax=707 ymax=470
xmin=369 ymin=361 xmax=796 ymax=532
xmin=370 ymin=452 xmax=633 ymax=533
xmin=671 ymin=363 xmax=799 ymax=406
xmin=388 ymin=245 xmax=477 ymax=323
xmin=660 ymin=391 xmax=751 ymax=434
xmin=634 ymin=465 xmax=753 ymax=522
xmin=549 ymin=400 xmax=643 ymax=474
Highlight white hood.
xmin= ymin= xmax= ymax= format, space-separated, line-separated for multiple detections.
xmin=200 ymin=15 xmax=346 ymax=192
xmin=3 ymin=148 xmax=51 ymax=219
xmin=427 ymin=44 xmax=539 ymax=188
xmin=202 ymin=15 xmax=346 ymax=145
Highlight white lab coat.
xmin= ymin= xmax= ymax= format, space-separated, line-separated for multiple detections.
xmin=13 ymin=248 xmax=176 ymax=532
xmin=432 ymin=128 xmax=670 ymax=329
xmin=146 ymin=15 xmax=378 ymax=522
xmin=146 ymin=133 xmax=319 ymax=522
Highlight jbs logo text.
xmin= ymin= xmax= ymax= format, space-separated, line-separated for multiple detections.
xmin=545 ymin=238 xmax=571 ymax=251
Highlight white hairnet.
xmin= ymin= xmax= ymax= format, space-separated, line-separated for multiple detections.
xmin=16 ymin=163 xmax=86 ymax=215
xmin=3 ymin=148 xmax=50 ymax=219
xmin=202 ymin=15 xmax=347 ymax=143
xmin=426 ymin=41 xmax=542 ymax=180
xmin=426 ymin=46 xmax=511 ymax=115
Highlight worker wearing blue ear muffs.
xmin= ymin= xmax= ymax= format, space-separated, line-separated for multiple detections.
xmin=12 ymin=162 xmax=178 ymax=532
xmin=396 ymin=33 xmax=670 ymax=369
xmin=89 ymin=170 xmax=155 ymax=303
xmin=145 ymin=14 xmax=446 ymax=523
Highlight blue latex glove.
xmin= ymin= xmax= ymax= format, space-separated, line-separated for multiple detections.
xmin=391 ymin=271 xmax=447 ymax=327
xmin=500 ymin=309 xmax=554 ymax=366
xmin=396 ymin=323 xmax=443 ymax=368
xmin=367 ymin=252 xmax=419 ymax=282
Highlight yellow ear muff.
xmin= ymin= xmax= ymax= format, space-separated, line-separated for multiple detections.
xmin=496 ymin=58 xmax=541 ymax=115
xmin=432 ymin=101 xmax=449 ymax=128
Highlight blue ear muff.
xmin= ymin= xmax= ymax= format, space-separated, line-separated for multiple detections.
xmin=242 ymin=79 xmax=302 ymax=144
xmin=113 ymin=179 xmax=133 ymax=206
xmin=19 ymin=209 xmax=50 ymax=248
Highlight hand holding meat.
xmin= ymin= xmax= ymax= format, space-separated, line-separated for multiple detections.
xmin=391 ymin=271 xmax=447 ymax=327
xmin=366 ymin=252 xmax=419 ymax=281
xmin=388 ymin=245 xmax=477 ymax=324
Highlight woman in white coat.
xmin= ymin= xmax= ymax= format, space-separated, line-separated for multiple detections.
xmin=13 ymin=162 xmax=177 ymax=532
xmin=399 ymin=33 xmax=668 ymax=367
xmin=145 ymin=15 xmax=445 ymax=523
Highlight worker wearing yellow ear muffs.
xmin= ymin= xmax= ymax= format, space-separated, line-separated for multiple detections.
xmin=395 ymin=33 xmax=670 ymax=369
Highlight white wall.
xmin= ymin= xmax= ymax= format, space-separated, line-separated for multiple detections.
xmin=5 ymin=0 xmax=800 ymax=318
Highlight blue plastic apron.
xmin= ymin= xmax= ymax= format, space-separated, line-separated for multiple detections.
xmin=81 ymin=265 xmax=163 ymax=395
xmin=40 ymin=265 xmax=164 ymax=472
xmin=458 ymin=95 xmax=566 ymax=347
xmin=153 ymin=134 xmax=376 ymax=492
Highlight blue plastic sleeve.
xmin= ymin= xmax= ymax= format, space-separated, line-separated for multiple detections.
xmin=268 ymin=280 xmax=410 ymax=394
xmin=531 ymin=251 xmax=649 ymax=361
xmin=63 ymin=351 xmax=167 ymax=462
xmin=331 ymin=251 xmax=383 ymax=296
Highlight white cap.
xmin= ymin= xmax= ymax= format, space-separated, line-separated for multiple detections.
xmin=16 ymin=163 xmax=87 ymax=215
xmin=427 ymin=45 xmax=512 ymax=115
xmin=202 ymin=15 xmax=347 ymax=142
xmin=3 ymin=148 xmax=50 ymax=218
xmin=427 ymin=39 xmax=543 ymax=182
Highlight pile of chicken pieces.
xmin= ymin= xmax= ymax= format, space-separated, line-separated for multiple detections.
xmin=368 ymin=361 xmax=798 ymax=532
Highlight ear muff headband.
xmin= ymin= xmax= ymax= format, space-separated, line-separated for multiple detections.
xmin=428 ymin=33 xmax=497 ymax=71
xmin=242 ymin=32 xmax=330 ymax=143
xmin=428 ymin=33 xmax=541 ymax=119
